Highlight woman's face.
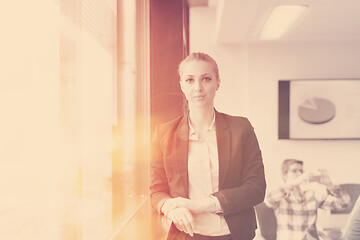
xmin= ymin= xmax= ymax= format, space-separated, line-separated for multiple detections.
xmin=179 ymin=60 xmax=219 ymax=109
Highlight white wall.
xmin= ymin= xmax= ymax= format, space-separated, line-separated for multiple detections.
xmin=190 ymin=7 xmax=360 ymax=190
xmin=247 ymin=42 xmax=360 ymax=189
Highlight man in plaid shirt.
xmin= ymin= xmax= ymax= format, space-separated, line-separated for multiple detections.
xmin=265 ymin=159 xmax=350 ymax=240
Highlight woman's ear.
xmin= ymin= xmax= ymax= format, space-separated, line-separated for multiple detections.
xmin=179 ymin=80 xmax=185 ymax=93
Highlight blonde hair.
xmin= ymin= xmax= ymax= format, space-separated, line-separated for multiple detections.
xmin=178 ymin=52 xmax=219 ymax=80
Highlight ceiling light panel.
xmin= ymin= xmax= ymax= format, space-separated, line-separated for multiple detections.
xmin=259 ymin=5 xmax=308 ymax=40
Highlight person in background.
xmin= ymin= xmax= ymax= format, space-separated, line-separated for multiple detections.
xmin=149 ymin=52 xmax=266 ymax=240
xmin=265 ymin=159 xmax=350 ymax=240
xmin=342 ymin=196 xmax=360 ymax=240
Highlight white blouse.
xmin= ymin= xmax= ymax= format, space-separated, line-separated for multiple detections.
xmin=187 ymin=117 xmax=230 ymax=236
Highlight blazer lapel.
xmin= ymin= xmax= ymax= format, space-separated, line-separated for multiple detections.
xmin=215 ymin=110 xmax=231 ymax=189
xmin=175 ymin=113 xmax=189 ymax=197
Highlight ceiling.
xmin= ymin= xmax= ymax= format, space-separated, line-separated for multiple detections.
xmin=188 ymin=0 xmax=360 ymax=44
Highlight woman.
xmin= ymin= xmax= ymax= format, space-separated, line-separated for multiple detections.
xmin=150 ymin=52 xmax=266 ymax=240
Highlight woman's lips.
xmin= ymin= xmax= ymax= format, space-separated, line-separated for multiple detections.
xmin=193 ymin=95 xmax=205 ymax=99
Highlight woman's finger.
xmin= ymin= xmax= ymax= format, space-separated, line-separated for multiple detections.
xmin=177 ymin=208 xmax=194 ymax=236
xmin=173 ymin=221 xmax=183 ymax=232
xmin=168 ymin=208 xmax=194 ymax=236
xmin=183 ymin=209 xmax=195 ymax=233
xmin=181 ymin=218 xmax=194 ymax=236
xmin=177 ymin=219 xmax=188 ymax=233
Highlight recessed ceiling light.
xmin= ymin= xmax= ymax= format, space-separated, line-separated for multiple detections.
xmin=259 ymin=5 xmax=308 ymax=40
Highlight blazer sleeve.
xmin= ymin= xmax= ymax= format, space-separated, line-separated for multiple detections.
xmin=149 ymin=126 xmax=172 ymax=214
xmin=213 ymin=119 xmax=266 ymax=216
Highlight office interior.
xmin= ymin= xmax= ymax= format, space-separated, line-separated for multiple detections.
xmin=1 ymin=0 xmax=359 ymax=239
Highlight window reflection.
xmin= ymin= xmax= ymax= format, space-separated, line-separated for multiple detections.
xmin=0 ymin=0 xmax=149 ymax=239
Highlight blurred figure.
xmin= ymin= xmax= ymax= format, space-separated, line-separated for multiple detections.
xmin=342 ymin=197 xmax=360 ymax=240
xmin=150 ymin=52 xmax=266 ymax=240
xmin=265 ymin=159 xmax=350 ymax=240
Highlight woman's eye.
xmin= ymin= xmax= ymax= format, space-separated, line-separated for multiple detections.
xmin=185 ymin=78 xmax=194 ymax=83
xmin=202 ymin=77 xmax=211 ymax=82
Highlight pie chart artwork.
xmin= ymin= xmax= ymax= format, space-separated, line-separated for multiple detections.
xmin=298 ymin=97 xmax=336 ymax=124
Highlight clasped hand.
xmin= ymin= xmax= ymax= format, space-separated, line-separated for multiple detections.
xmin=166 ymin=207 xmax=194 ymax=236
xmin=161 ymin=197 xmax=215 ymax=236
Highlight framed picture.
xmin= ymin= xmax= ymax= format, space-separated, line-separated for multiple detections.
xmin=278 ymin=79 xmax=360 ymax=140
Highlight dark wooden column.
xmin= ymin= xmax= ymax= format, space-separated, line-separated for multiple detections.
xmin=150 ymin=0 xmax=189 ymax=132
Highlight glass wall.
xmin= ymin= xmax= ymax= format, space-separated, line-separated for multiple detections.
xmin=0 ymin=0 xmax=149 ymax=239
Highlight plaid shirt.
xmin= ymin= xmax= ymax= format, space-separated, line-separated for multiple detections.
xmin=265 ymin=183 xmax=350 ymax=240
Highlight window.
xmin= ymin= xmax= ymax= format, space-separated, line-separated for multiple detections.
xmin=0 ymin=0 xmax=149 ymax=239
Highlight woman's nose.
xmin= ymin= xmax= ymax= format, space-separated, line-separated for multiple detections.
xmin=194 ymin=79 xmax=203 ymax=91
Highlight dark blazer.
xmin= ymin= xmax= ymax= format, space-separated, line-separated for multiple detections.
xmin=150 ymin=110 xmax=266 ymax=240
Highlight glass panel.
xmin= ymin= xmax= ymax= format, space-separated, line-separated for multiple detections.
xmin=111 ymin=0 xmax=150 ymax=232
xmin=0 ymin=0 xmax=149 ymax=239
xmin=0 ymin=1 xmax=62 ymax=239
